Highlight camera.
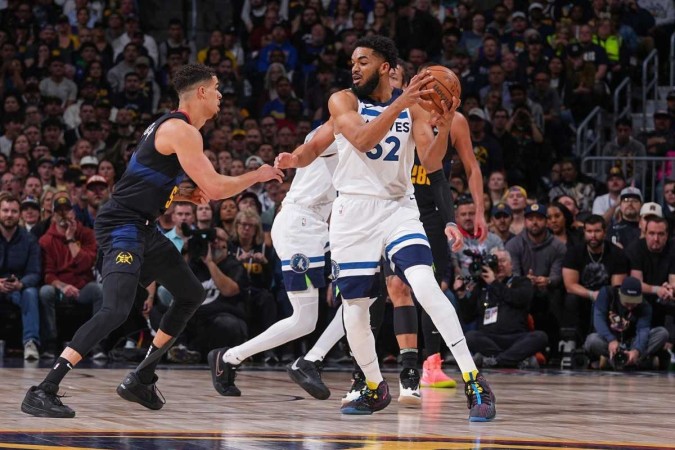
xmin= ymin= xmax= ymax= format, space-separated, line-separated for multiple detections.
xmin=611 ymin=342 xmax=629 ymax=370
xmin=181 ymin=223 xmax=216 ymax=260
xmin=463 ymin=249 xmax=499 ymax=283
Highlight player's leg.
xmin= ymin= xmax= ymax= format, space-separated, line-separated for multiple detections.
xmin=209 ymin=208 xmax=327 ymax=396
xmin=385 ymin=273 xmax=422 ymax=406
xmin=385 ymin=208 xmax=496 ymax=422
xmin=22 ymin=224 xmax=146 ymax=418
xmin=419 ymin=211 xmax=457 ymax=388
xmin=117 ymin=231 xmax=205 ymax=410
xmin=332 ymin=196 xmax=391 ymax=415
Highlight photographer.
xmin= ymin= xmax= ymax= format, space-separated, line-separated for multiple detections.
xmin=166 ymin=227 xmax=250 ymax=363
xmin=461 ymin=249 xmax=548 ymax=368
xmin=584 ymin=277 xmax=669 ymax=370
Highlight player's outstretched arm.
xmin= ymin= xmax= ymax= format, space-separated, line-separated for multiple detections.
xmin=329 ymin=72 xmax=434 ymax=153
xmin=276 ymin=118 xmax=336 ymax=169
xmin=452 ymin=112 xmax=487 ymax=242
xmin=162 ymin=120 xmax=283 ymax=200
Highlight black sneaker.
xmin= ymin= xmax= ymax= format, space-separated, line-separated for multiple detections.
xmin=398 ymin=368 xmax=421 ymax=406
xmin=287 ymin=357 xmax=330 ymax=400
xmin=116 ymin=371 xmax=165 ymax=410
xmin=341 ymin=370 xmax=366 ymax=406
xmin=207 ymin=347 xmax=241 ymax=396
xmin=21 ymin=385 xmax=75 ymax=418
xmin=167 ymin=345 xmax=201 ymax=364
xmin=464 ymin=372 xmax=496 ymax=422
xmin=340 ymin=380 xmax=392 ymax=415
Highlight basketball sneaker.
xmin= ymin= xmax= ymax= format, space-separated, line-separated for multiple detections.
xmin=341 ymin=369 xmax=366 ymax=406
xmin=116 ymin=371 xmax=165 ymax=410
xmin=340 ymin=380 xmax=391 ymax=415
xmin=167 ymin=345 xmax=201 ymax=364
xmin=207 ymin=347 xmax=241 ymax=396
xmin=421 ymin=353 xmax=457 ymax=388
xmin=287 ymin=357 xmax=330 ymax=400
xmin=464 ymin=372 xmax=496 ymax=422
xmin=398 ymin=368 xmax=421 ymax=406
xmin=21 ymin=384 xmax=75 ymax=418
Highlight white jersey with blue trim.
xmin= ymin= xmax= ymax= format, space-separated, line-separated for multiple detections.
xmin=282 ymin=124 xmax=338 ymax=220
xmin=333 ymin=89 xmax=416 ymax=199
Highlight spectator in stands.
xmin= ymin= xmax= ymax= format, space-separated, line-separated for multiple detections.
xmin=601 ymin=118 xmax=647 ymax=185
xmin=640 ymin=110 xmax=675 ymax=158
xmin=38 ymin=191 xmax=102 ymax=358
xmin=112 ymin=14 xmax=158 ymax=65
xmin=638 ymin=202 xmax=664 ymax=237
xmin=491 ymin=202 xmax=515 ymax=245
xmin=584 ymin=276 xmax=669 ymax=370
xmin=468 ymin=108 xmax=503 ymax=176
xmin=0 ymin=194 xmax=41 ymax=360
xmin=215 ymin=197 xmax=238 ymax=237
xmin=506 ymin=203 xmax=567 ymax=355
xmin=486 ymin=169 xmax=508 ymax=205
xmin=1 ymin=114 xmax=24 ymax=157
xmin=163 ymin=202 xmax=194 ymax=253
xmin=112 ymin=72 xmax=152 ymax=115
xmin=452 ymin=194 xmax=504 ymax=279
xmin=505 ymin=185 xmax=527 ymax=235
xmin=23 ymin=174 xmax=43 ymax=200
xmin=608 ymin=186 xmax=642 ymax=248
xmin=593 ymin=167 xmax=627 ymax=225
xmin=158 ymin=18 xmax=196 ymax=67
xmin=461 ymin=248 xmax=547 ymax=368
xmin=1 ymin=172 xmax=23 ymax=197
xmin=20 ymin=197 xmax=41 ymax=232
xmin=548 ymin=159 xmax=596 ymax=213
xmin=562 ymin=214 xmax=629 ymax=344
xmin=81 ymin=175 xmax=109 ymax=228
xmin=107 ymin=42 xmax=139 ymax=93
xmin=39 ymin=58 xmax=78 ymax=107
xmin=547 ymin=201 xmax=580 ymax=248
xmin=626 ymin=216 xmax=675 ymax=356
xmin=196 ymin=204 xmax=214 ymax=230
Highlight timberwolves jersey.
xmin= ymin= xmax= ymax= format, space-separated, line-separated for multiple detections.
xmin=282 ymin=124 xmax=338 ymax=220
xmin=333 ymin=89 xmax=416 ymax=199
xmin=112 ymin=111 xmax=188 ymax=220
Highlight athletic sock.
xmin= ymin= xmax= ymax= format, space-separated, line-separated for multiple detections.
xmin=400 ymin=348 xmax=418 ymax=370
xmin=305 ymin=304 xmax=345 ymax=362
xmin=137 ymin=344 xmax=160 ymax=384
xmin=462 ymin=369 xmax=480 ymax=383
xmin=39 ymin=357 xmax=73 ymax=392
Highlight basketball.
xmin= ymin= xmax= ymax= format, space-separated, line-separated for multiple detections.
xmin=420 ymin=65 xmax=462 ymax=115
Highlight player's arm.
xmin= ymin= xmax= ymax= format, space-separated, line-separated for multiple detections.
xmin=276 ymin=118 xmax=336 ymax=169
xmin=329 ymin=73 xmax=433 ymax=152
xmin=158 ymin=120 xmax=283 ymax=200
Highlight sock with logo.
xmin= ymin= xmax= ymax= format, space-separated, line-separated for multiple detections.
xmin=39 ymin=357 xmax=73 ymax=392
xmin=400 ymin=348 xmax=418 ymax=370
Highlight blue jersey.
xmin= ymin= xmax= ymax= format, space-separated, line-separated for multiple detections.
xmin=111 ymin=111 xmax=188 ymax=220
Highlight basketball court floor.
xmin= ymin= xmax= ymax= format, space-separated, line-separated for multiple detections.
xmin=1 ymin=362 xmax=673 ymax=449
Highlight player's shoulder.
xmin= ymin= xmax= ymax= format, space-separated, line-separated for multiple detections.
xmin=330 ymin=89 xmax=358 ymax=104
xmin=156 ymin=117 xmax=200 ymax=140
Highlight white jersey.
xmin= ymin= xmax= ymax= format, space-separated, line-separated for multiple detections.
xmin=333 ymin=89 xmax=416 ymax=199
xmin=282 ymin=124 xmax=338 ymax=220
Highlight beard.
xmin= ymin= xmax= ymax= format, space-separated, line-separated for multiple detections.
xmin=351 ymin=71 xmax=380 ymax=98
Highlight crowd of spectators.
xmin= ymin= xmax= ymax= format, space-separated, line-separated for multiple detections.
xmin=0 ymin=0 xmax=674 ymax=371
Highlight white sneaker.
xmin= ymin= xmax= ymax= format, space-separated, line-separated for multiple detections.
xmin=398 ymin=368 xmax=421 ymax=407
xmin=24 ymin=340 xmax=39 ymax=361
xmin=341 ymin=370 xmax=366 ymax=406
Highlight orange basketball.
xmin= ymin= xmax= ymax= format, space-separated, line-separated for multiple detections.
xmin=420 ymin=65 xmax=462 ymax=115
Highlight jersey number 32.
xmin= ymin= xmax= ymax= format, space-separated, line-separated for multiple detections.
xmin=366 ymin=136 xmax=400 ymax=161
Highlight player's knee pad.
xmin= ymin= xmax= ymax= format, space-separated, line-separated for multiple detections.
xmin=342 ymin=298 xmax=371 ymax=333
xmin=394 ymin=305 xmax=418 ymax=335
xmin=404 ymin=265 xmax=451 ymax=312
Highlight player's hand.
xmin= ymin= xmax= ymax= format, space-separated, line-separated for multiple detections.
xmin=173 ymin=186 xmax=209 ymax=205
xmin=429 ymin=96 xmax=460 ymax=131
xmin=398 ymin=71 xmax=435 ymax=110
xmin=473 ymin=213 xmax=488 ymax=243
xmin=444 ymin=223 xmax=463 ymax=252
xmin=256 ymin=164 xmax=284 ymax=183
xmin=275 ymin=152 xmax=299 ymax=169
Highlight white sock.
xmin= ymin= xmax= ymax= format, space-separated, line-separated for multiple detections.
xmin=342 ymin=298 xmax=383 ymax=384
xmin=305 ymin=304 xmax=345 ymax=362
xmin=404 ymin=265 xmax=477 ymax=374
xmin=223 ymin=288 xmax=319 ymax=365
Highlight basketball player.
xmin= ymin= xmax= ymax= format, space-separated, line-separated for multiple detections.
xmin=326 ymin=36 xmax=496 ymax=420
xmin=21 ymin=64 xmax=283 ymax=418
xmin=207 ymin=120 xmax=346 ymax=400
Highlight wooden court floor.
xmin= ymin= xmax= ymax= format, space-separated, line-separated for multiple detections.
xmin=1 ymin=364 xmax=674 ymax=449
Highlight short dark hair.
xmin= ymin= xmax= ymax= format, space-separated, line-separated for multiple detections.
xmin=354 ymin=35 xmax=398 ymax=68
xmin=584 ymin=214 xmax=606 ymax=230
xmin=646 ymin=216 xmax=669 ymax=230
xmin=615 ymin=117 xmax=632 ymax=128
xmin=172 ymin=64 xmax=216 ymax=95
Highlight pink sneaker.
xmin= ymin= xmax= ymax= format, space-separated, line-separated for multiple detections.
xmin=421 ymin=353 xmax=457 ymax=388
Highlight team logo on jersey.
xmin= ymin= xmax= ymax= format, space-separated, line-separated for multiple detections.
xmin=330 ymin=259 xmax=340 ymax=280
xmin=115 ymin=251 xmax=134 ymax=264
xmin=289 ymin=253 xmax=310 ymax=273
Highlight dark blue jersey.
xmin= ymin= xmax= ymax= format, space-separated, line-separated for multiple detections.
xmin=111 ymin=111 xmax=189 ymax=220
xmin=411 ymin=146 xmax=453 ymax=214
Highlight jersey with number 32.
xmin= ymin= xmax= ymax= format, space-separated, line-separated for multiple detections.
xmin=333 ymin=89 xmax=415 ymax=199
